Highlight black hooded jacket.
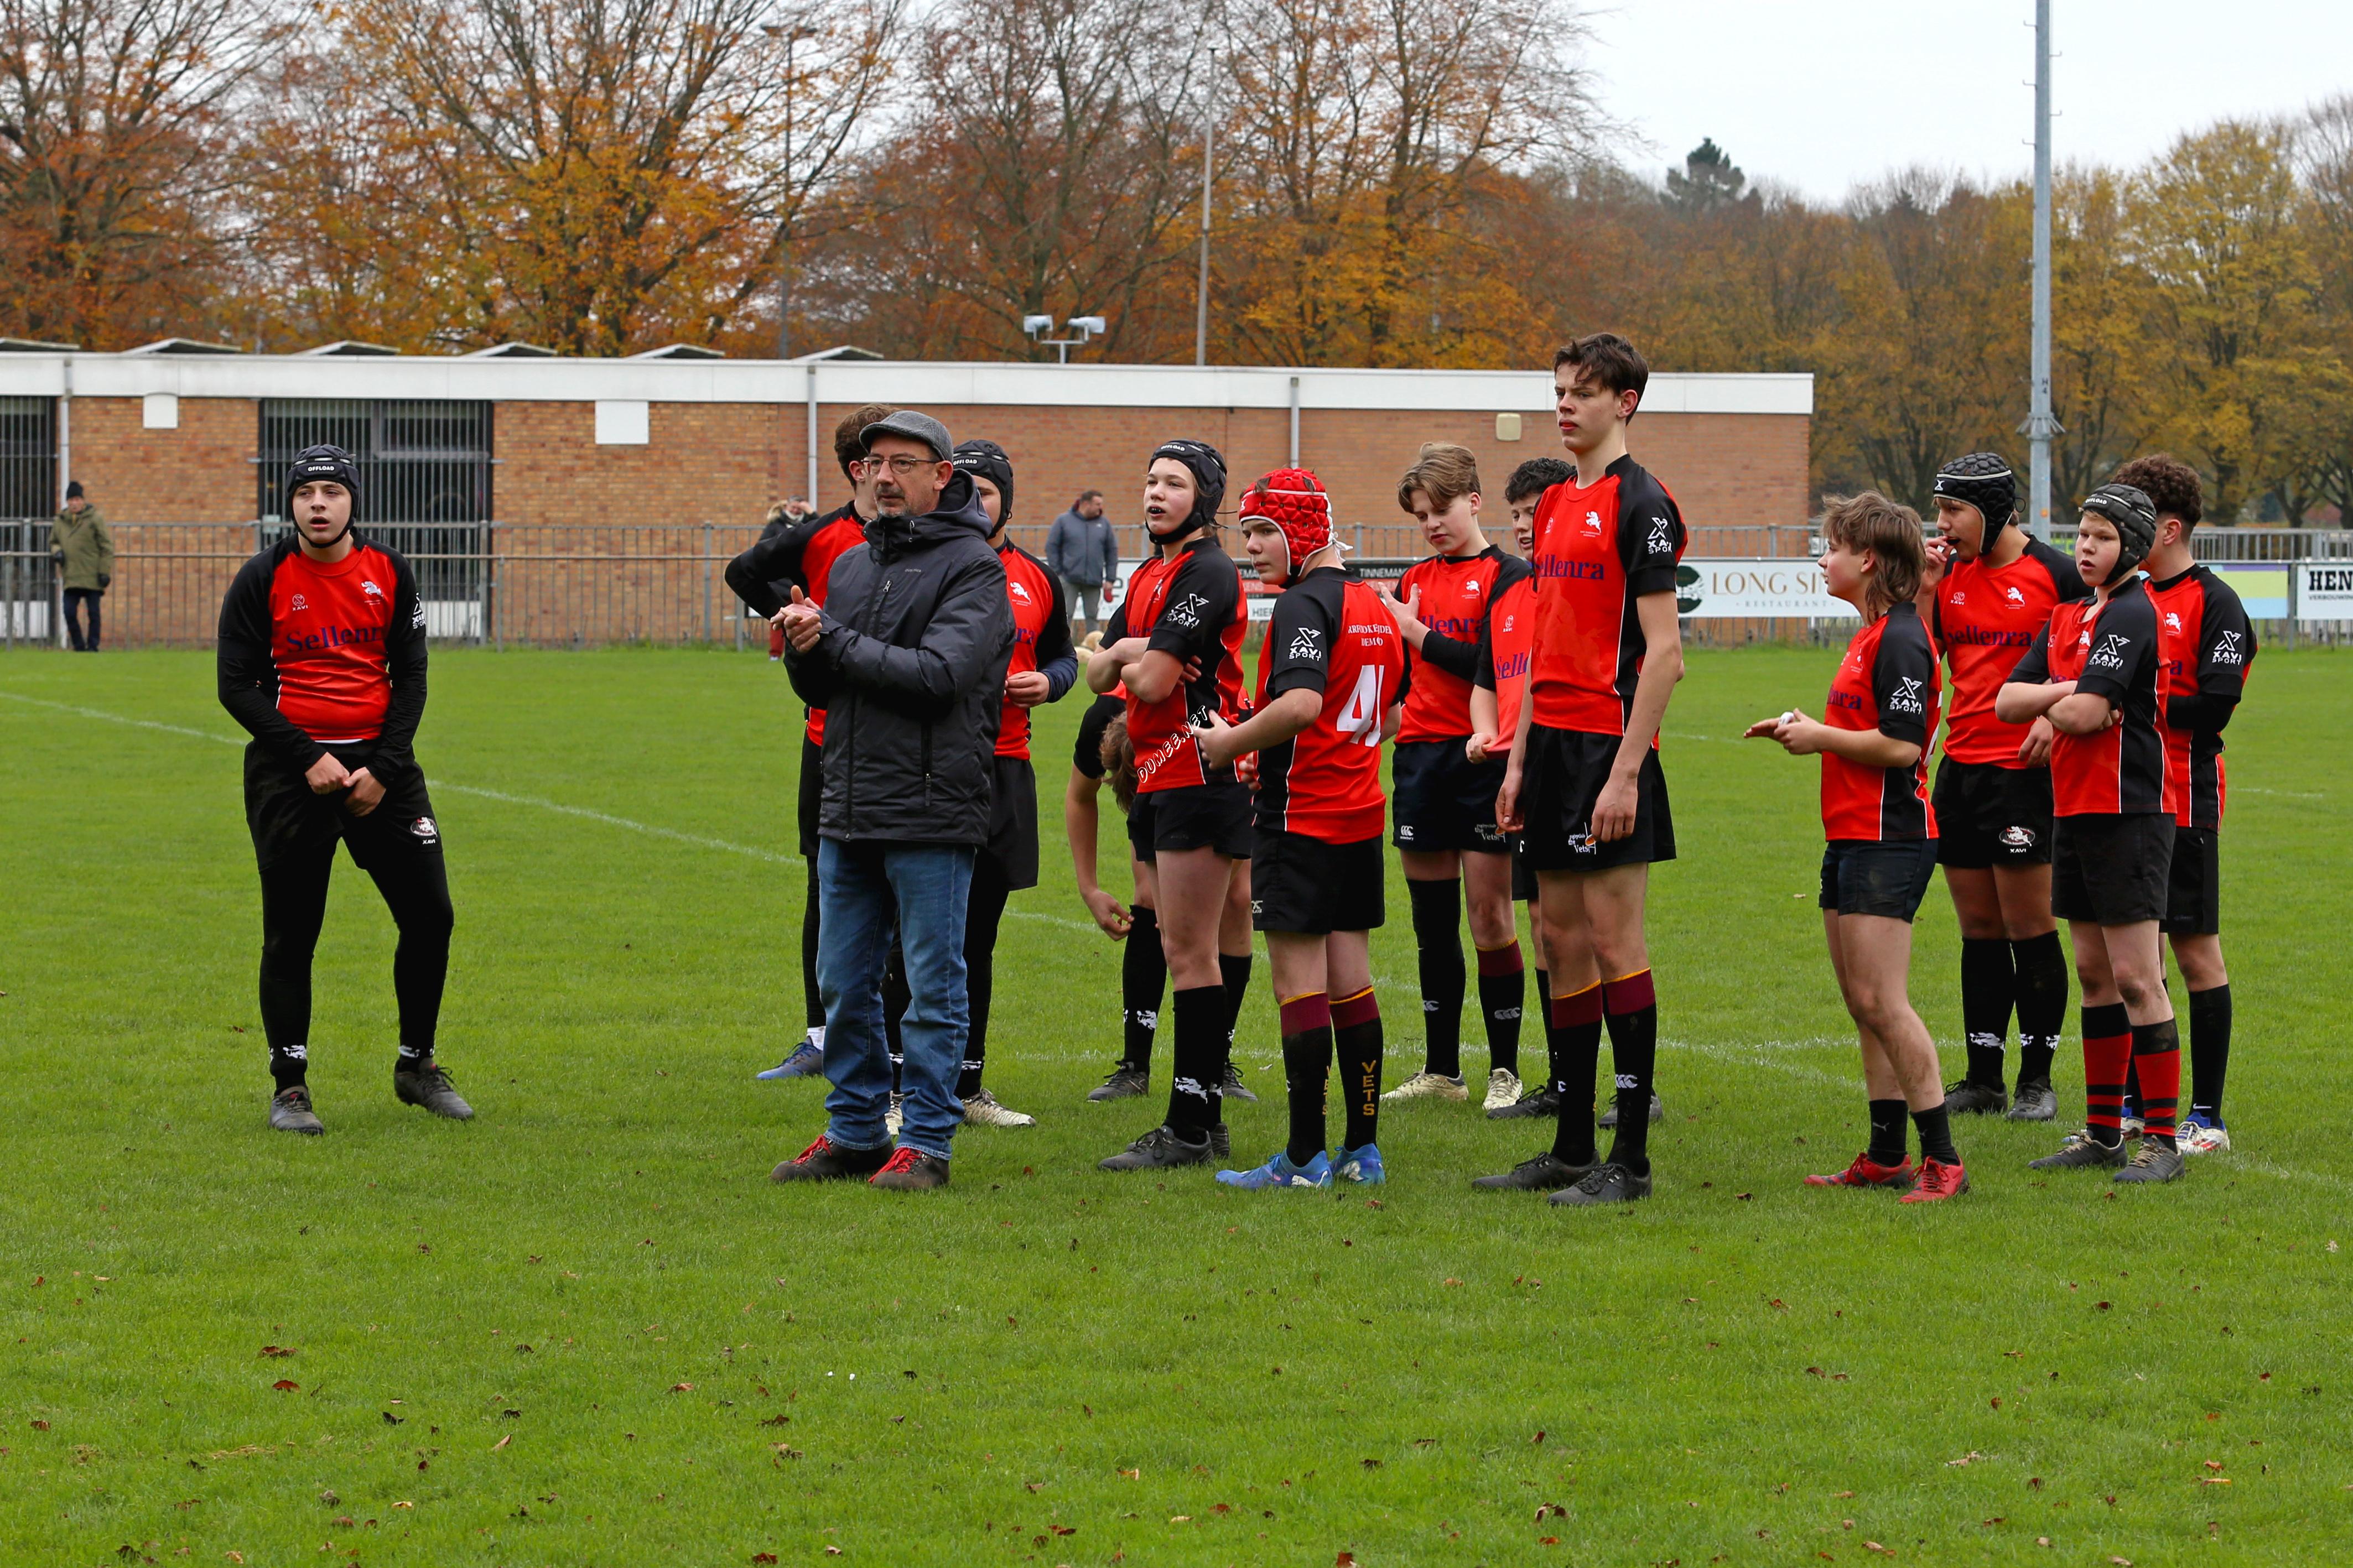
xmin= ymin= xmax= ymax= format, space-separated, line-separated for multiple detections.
xmin=785 ymin=470 xmax=1016 ymax=845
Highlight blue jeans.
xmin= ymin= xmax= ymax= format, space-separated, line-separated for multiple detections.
xmin=816 ymin=837 xmax=974 ymax=1159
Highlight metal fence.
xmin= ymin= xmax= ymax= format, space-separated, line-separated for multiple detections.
xmin=4 ymin=517 xmax=2347 ymax=652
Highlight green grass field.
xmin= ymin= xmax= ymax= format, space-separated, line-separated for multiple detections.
xmin=3 ymin=644 xmax=2348 ymax=1567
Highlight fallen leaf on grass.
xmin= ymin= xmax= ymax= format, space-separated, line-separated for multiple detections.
xmin=1168 ymin=1515 xmax=1191 ymax=1524
xmin=1052 ymin=1524 xmax=1076 ymax=1536
xmin=1336 ymin=1555 xmax=1356 ymax=1567
xmin=1533 ymin=1503 xmax=1567 ymax=1520
xmin=2110 ymin=1558 xmax=2132 ymax=1566
xmin=669 ymin=1383 xmax=695 ymax=1393
xmin=1211 ymin=1504 xmax=1231 ymax=1515
xmin=1118 ymin=1468 xmax=1139 ymax=1481
xmin=2204 ymin=1460 xmax=2225 ymax=1471
xmin=1025 ymin=1482 xmax=1044 ymax=1493
xmin=491 ymin=1435 xmax=510 ymax=1451
xmin=1946 ymin=1452 xmax=1983 ymax=1467
xmin=381 ymin=1412 xmax=403 ymax=1426
xmin=258 ymin=1347 xmax=293 ymax=1359
xmin=2200 ymin=1477 xmax=2232 ymax=1486
xmin=1864 ymin=1543 xmax=1894 ymax=1556
xmin=1538 ymin=1536 xmax=1559 ymax=1545
xmin=1360 ymin=1458 xmax=1381 ymax=1470
xmin=392 ymin=1501 xmax=413 ymax=1510
xmin=751 ymin=1555 xmax=777 ymax=1565
xmin=270 ymin=1381 xmax=298 ymax=1393
xmin=824 ymin=1549 xmax=843 ymax=1558
xmin=1442 ymin=1278 xmax=1462 ymax=1287
xmin=2035 ymin=1537 xmax=2051 ymax=1547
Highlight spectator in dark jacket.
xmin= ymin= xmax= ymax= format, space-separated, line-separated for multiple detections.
xmin=769 ymin=410 xmax=1016 ymax=1192
xmin=1045 ymin=489 xmax=1119 ymax=639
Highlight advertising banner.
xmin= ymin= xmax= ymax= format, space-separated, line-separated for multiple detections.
xmin=2297 ymin=561 xmax=2353 ymax=622
xmin=1669 ymin=558 xmax=1848 ymax=619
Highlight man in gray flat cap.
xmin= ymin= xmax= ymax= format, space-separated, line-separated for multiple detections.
xmin=767 ymin=410 xmax=1016 ymax=1191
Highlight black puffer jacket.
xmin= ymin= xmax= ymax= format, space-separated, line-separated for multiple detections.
xmin=785 ymin=471 xmax=1015 ymax=845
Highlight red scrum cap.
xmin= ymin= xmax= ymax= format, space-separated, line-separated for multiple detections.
xmin=1237 ymin=468 xmax=1332 ymax=586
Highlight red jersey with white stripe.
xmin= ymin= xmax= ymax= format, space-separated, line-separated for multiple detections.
xmin=2148 ymin=565 xmax=2255 ymax=829
xmin=262 ymin=542 xmax=411 ymax=741
xmin=2007 ymin=576 xmax=2175 ymax=817
xmin=1931 ymin=538 xmax=2085 ymax=766
xmin=1526 ymin=455 xmax=1686 ymax=737
xmin=1820 ymin=603 xmax=1941 ymax=842
xmin=1473 ymin=573 xmax=1537 ymax=747
xmin=1395 ymin=546 xmax=1522 ymax=741
xmin=1253 ymin=568 xmax=1404 ymax=842
xmin=1105 ymin=537 xmax=1248 ymax=794
xmin=798 ymin=513 xmax=868 ymax=747
xmin=994 ymin=542 xmax=1068 ymax=759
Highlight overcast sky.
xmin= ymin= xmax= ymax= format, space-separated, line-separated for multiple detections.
xmin=1585 ymin=0 xmax=2353 ymax=202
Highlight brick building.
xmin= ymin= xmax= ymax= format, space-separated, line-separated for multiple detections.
xmin=0 ymin=345 xmax=1811 ymax=645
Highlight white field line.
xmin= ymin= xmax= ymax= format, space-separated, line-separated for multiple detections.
xmin=10 ymin=689 xmax=2342 ymax=1188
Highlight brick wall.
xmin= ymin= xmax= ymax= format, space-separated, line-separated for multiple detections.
xmin=498 ymin=402 xmax=783 ymax=527
xmin=70 ymin=397 xmax=254 ymax=522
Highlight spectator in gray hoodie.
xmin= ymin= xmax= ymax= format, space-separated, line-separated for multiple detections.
xmin=1045 ymin=489 xmax=1119 ymax=639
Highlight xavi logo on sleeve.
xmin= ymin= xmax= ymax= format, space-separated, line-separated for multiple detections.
xmin=1287 ymin=626 xmax=1323 ymax=661
xmin=2211 ymin=630 xmax=2245 ymax=664
xmin=1167 ymin=592 xmax=1207 ymax=629
xmin=1889 ymin=676 xmax=1925 ymax=715
xmin=2088 ymin=633 xmax=2130 ymax=669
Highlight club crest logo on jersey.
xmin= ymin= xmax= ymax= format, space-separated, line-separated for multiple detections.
xmin=1009 ymin=580 xmax=1033 ymax=605
xmin=2163 ymin=610 xmax=2183 ymax=632
xmin=1581 ymin=510 xmax=1604 ymax=538
xmin=1948 ymin=589 xmax=1966 ymax=605
xmin=1889 ymin=675 xmax=1925 ymax=715
xmin=2212 ymin=630 xmax=2245 ymax=665
xmin=361 ymin=579 xmax=383 ymax=598
xmin=1463 ymin=577 xmax=1484 ymax=595
xmin=410 ymin=816 xmax=439 ymax=844
xmin=1500 ymin=613 xmax=1515 ymax=632
xmin=2089 ymin=632 xmax=2129 ymax=670
xmin=1998 ymin=824 xmax=2038 ymax=849
xmin=1287 ymin=625 xmax=1323 ymax=661
xmin=290 ymin=593 xmax=309 ymax=611
xmin=2005 ymin=585 xmax=2026 ymax=605
xmin=1167 ymin=591 xmax=1207 ymax=629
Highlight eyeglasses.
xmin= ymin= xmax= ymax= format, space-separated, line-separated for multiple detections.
xmin=860 ymin=454 xmax=940 ymax=478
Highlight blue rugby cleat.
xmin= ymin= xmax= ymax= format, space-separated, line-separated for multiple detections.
xmin=757 ymin=1034 xmax=827 ymax=1081
xmin=1215 ymin=1149 xmax=1332 ymax=1190
xmin=1330 ymin=1143 xmax=1385 ymax=1185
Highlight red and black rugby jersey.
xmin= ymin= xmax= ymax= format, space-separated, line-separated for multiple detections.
xmin=1395 ymin=545 xmax=1526 ymax=742
xmin=1472 ymin=572 xmax=1537 ymax=748
xmin=1526 ymin=455 xmax=1686 ymax=737
xmin=1820 ymin=602 xmax=1941 ymax=842
xmin=1104 ymin=537 xmax=1247 ymax=794
xmin=217 ymin=534 xmax=427 ymax=774
xmin=995 ymin=542 xmax=1074 ymax=760
xmin=2007 ymin=575 xmax=2175 ymax=818
xmin=1253 ymin=567 xmax=1404 ymax=843
xmin=1932 ymin=538 xmax=2085 ymax=767
xmin=2149 ymin=565 xmax=2255 ymax=830
xmin=796 ymin=511 xmax=868 ymax=747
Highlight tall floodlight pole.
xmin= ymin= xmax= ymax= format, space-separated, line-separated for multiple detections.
xmin=765 ymin=22 xmax=819 ymax=360
xmin=1194 ymin=47 xmax=1217 ymax=367
xmin=2025 ymin=0 xmax=2059 ymax=538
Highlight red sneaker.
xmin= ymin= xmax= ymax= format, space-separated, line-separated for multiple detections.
xmin=1899 ymin=1157 xmax=1970 ymax=1203
xmin=769 ymin=1134 xmax=890 ymax=1182
xmin=1803 ymin=1150 xmax=1913 ymax=1188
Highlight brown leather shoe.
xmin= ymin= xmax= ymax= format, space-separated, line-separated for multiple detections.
xmin=770 ymin=1134 xmax=891 ymax=1182
xmin=868 ymin=1147 xmax=950 ymax=1190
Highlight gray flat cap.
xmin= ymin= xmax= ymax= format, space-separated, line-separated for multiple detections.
xmin=861 ymin=409 xmax=952 ymax=460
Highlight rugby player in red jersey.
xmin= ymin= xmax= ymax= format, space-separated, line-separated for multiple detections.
xmin=1066 ymin=689 xmax=1168 ymax=1092
xmin=1481 ymin=334 xmax=1685 ymax=1207
xmin=1747 ymin=494 xmax=1966 ymax=1202
xmin=1998 ymin=482 xmax=2186 ymax=1184
xmin=728 ymin=404 xmax=894 ymax=1082
xmin=1372 ymin=444 xmax=1531 ymax=1113
xmin=2115 ymin=455 xmax=2253 ymax=1154
xmin=217 ymin=445 xmax=468 ymax=1134
xmin=1193 ymin=470 xmax=1405 ymax=1187
xmin=1088 ymin=441 xmax=1258 ymax=1170
xmin=873 ymin=441 xmax=1077 ymax=1132
xmin=1469 ymin=457 xmax=1570 ymax=1120
xmin=1919 ymin=453 xmax=2086 ymax=1122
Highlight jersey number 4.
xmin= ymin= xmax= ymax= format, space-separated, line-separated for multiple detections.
xmin=1337 ymin=665 xmax=1385 ymax=748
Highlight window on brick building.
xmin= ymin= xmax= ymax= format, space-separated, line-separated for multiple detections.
xmin=258 ymin=399 xmax=495 ymax=637
xmin=0 ymin=396 xmax=56 ymax=518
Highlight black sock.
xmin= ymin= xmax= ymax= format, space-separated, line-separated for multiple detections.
xmin=1406 ymin=878 xmax=1465 ymax=1079
xmin=1866 ymin=1098 xmax=1908 ymax=1166
xmin=1601 ymin=971 xmax=1659 ymax=1175
xmin=954 ymin=864 xmax=1009 ymax=1100
xmin=1476 ymin=940 xmax=1525 ymax=1079
xmin=1121 ymin=906 xmax=1165 ymax=1070
xmin=2011 ymin=931 xmax=2069 ymax=1088
xmin=1912 ymin=1101 xmax=1960 ymax=1166
xmin=883 ymin=934 xmax=908 ymax=1093
xmin=1164 ymin=984 xmax=1226 ymax=1140
xmin=802 ymin=859 xmax=825 ymax=1032
xmin=1960 ymin=936 xmax=2016 ymax=1087
xmin=1546 ymin=985 xmax=1603 ymax=1166
xmin=1333 ymin=988 xmax=1384 ymax=1152
xmin=1280 ymin=994 xmax=1333 ymax=1165
xmin=2188 ymin=983 xmax=2232 ymax=1123
xmin=271 ymin=1044 xmax=308 ymax=1092
xmin=1219 ymin=951 xmax=1253 ymax=1065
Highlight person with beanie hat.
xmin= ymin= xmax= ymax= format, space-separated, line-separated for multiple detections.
xmin=1190 ymin=470 xmax=1405 ymax=1189
xmin=874 ymin=439 xmax=1076 ymax=1132
xmin=216 ymin=444 xmax=469 ymax=1135
xmin=1998 ymin=477 xmax=2184 ymax=1183
xmin=1920 ymin=450 xmax=2087 ymax=1124
xmin=53 ymin=478 xmax=112 ymax=650
xmin=1085 ymin=439 xmax=1258 ymax=1172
